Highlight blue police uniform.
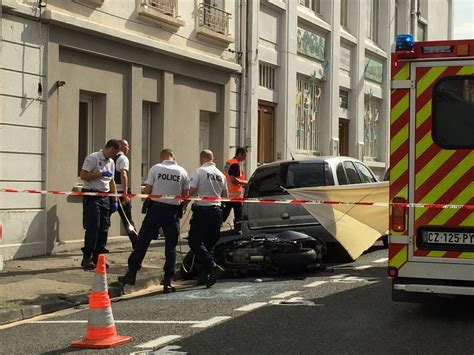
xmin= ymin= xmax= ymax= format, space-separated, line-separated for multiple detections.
xmin=126 ymin=160 xmax=189 ymax=286
xmin=188 ymin=162 xmax=227 ymax=284
xmin=81 ymin=150 xmax=115 ymax=265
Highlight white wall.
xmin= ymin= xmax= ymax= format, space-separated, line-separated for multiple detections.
xmin=0 ymin=14 xmax=48 ymax=259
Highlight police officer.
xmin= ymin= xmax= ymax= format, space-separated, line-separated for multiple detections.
xmin=113 ymin=139 xmax=137 ymax=248
xmin=118 ymin=149 xmax=189 ymax=293
xmin=188 ymin=150 xmax=228 ymax=288
xmin=222 ymin=147 xmax=248 ymax=233
xmin=79 ymin=139 xmax=121 ymax=270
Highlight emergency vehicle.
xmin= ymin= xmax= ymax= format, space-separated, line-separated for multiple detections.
xmin=388 ymin=36 xmax=474 ymax=302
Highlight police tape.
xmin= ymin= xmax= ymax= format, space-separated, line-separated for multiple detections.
xmin=1 ymin=188 xmax=473 ymax=210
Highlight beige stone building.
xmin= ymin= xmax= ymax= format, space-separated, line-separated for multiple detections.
xmin=0 ymin=0 xmax=242 ymax=259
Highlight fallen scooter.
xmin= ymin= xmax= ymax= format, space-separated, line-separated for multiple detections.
xmin=180 ymin=230 xmax=327 ymax=279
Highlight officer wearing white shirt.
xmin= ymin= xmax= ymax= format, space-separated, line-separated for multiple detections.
xmin=188 ymin=150 xmax=228 ymax=288
xmin=113 ymin=139 xmax=137 ymax=248
xmin=119 ymin=149 xmax=190 ymax=293
xmin=79 ymin=139 xmax=121 ymax=270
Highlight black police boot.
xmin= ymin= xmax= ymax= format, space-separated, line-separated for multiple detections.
xmin=80 ymin=249 xmax=95 ymax=271
xmin=197 ymin=272 xmax=208 ymax=286
xmin=163 ymin=280 xmax=176 ymax=294
xmin=118 ymin=269 xmax=137 ymax=286
xmin=206 ymin=263 xmax=225 ymax=288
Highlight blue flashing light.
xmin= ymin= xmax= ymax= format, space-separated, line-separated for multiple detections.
xmin=396 ymin=34 xmax=415 ymax=51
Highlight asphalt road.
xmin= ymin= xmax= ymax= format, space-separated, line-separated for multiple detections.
xmin=1 ymin=245 xmax=473 ymax=355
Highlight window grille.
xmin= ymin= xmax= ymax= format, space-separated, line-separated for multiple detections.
xmin=259 ymin=63 xmax=276 ymax=90
xmin=299 ymin=0 xmax=321 ymax=14
xmin=339 ymin=90 xmax=349 ymax=109
xmin=364 ymin=95 xmax=380 ymax=160
xmin=296 ymin=75 xmax=321 ymax=154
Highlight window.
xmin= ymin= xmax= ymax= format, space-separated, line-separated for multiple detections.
xmin=343 ymin=161 xmax=362 ymax=184
xmin=142 ymin=102 xmax=152 ymax=182
xmin=367 ymin=0 xmax=379 ymax=43
xmin=416 ymin=21 xmax=427 ymax=41
xmin=364 ymin=95 xmax=380 ymax=160
xmin=339 ymin=90 xmax=349 ymax=109
xmin=336 ymin=163 xmax=348 ymax=185
xmin=432 ymin=77 xmax=474 ymax=149
xmin=299 ymin=0 xmax=321 ymax=14
xmin=296 ymin=75 xmax=322 ymax=153
xmin=340 ymin=0 xmax=348 ymax=28
xmin=354 ymin=162 xmax=377 ymax=183
xmin=259 ymin=63 xmax=276 ymax=90
xmin=246 ymin=162 xmax=328 ymax=198
xmin=78 ymin=96 xmax=94 ymax=175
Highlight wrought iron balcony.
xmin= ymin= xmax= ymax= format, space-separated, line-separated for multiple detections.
xmin=145 ymin=0 xmax=178 ymax=18
xmin=137 ymin=0 xmax=184 ymax=28
xmin=198 ymin=3 xmax=231 ymax=36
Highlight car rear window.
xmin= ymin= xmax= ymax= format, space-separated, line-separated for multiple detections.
xmin=432 ymin=76 xmax=474 ymax=149
xmin=246 ymin=162 xmax=331 ymax=197
xmin=343 ymin=161 xmax=362 ymax=184
xmin=336 ymin=163 xmax=348 ymax=185
xmin=355 ymin=162 xmax=377 ymax=183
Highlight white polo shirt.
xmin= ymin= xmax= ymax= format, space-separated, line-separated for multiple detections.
xmin=145 ymin=160 xmax=190 ymax=205
xmin=115 ymin=153 xmax=129 ymax=192
xmin=190 ymin=162 xmax=228 ymax=206
xmin=81 ymin=150 xmax=115 ymax=192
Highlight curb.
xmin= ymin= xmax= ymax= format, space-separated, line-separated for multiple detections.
xmin=0 ymin=273 xmax=164 ymax=325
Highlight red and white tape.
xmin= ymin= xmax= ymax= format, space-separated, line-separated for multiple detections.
xmin=1 ymin=188 xmax=473 ymax=210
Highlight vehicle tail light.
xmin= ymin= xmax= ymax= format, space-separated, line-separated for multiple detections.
xmin=388 ymin=267 xmax=398 ymax=278
xmin=391 ymin=197 xmax=406 ymax=232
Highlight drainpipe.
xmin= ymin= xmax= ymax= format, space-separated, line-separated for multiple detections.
xmin=239 ymin=0 xmax=247 ymax=148
xmin=410 ymin=0 xmax=417 ymax=38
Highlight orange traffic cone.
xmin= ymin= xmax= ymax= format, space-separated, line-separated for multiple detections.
xmin=71 ymin=254 xmax=133 ymax=349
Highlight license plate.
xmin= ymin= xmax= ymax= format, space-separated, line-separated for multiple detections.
xmin=423 ymin=231 xmax=474 ymax=246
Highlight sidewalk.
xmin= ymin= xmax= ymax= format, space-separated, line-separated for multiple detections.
xmin=0 ymin=237 xmax=191 ymax=325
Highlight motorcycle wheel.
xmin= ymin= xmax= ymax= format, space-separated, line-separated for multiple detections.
xmin=180 ymin=251 xmax=198 ymax=279
xmin=273 ymin=248 xmax=318 ymax=274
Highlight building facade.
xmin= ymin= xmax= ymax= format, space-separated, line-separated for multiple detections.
xmin=243 ymin=0 xmax=453 ymax=179
xmin=0 ymin=0 xmax=243 ymax=259
xmin=0 ymin=0 xmax=453 ymax=260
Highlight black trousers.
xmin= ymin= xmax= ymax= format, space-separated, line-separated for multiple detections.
xmin=82 ymin=195 xmax=110 ymax=255
xmin=128 ymin=202 xmax=180 ymax=282
xmin=117 ymin=193 xmax=136 ymax=237
xmin=188 ymin=205 xmax=223 ymax=271
xmin=222 ymin=202 xmax=242 ymax=231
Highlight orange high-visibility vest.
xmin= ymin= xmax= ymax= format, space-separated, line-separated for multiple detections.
xmin=224 ymin=158 xmax=245 ymax=197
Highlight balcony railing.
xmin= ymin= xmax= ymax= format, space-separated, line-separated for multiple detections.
xmin=198 ymin=3 xmax=231 ymax=36
xmin=145 ymin=0 xmax=178 ymax=18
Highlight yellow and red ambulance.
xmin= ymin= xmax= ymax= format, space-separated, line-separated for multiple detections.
xmin=388 ymin=36 xmax=473 ymax=302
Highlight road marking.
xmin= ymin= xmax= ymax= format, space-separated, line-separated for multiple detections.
xmin=234 ymin=302 xmax=267 ymax=312
xmin=353 ymin=265 xmax=372 ymax=270
xmin=135 ymin=335 xmax=182 ymax=349
xmin=192 ymin=316 xmax=231 ymax=328
xmin=303 ymin=280 xmax=327 ymax=288
xmin=271 ymin=291 xmax=300 ymax=299
xmin=29 ymin=320 xmax=199 ymax=324
xmin=373 ymin=257 xmax=388 ymax=263
xmin=328 ymin=274 xmax=349 ymax=279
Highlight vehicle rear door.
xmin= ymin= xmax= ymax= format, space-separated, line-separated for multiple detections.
xmin=410 ymin=61 xmax=474 ymax=263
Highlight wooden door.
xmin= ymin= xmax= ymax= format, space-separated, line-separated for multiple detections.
xmin=339 ymin=118 xmax=349 ymax=156
xmin=258 ymin=104 xmax=275 ymax=164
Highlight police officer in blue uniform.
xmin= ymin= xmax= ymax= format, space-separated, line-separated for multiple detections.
xmin=79 ymin=139 xmax=121 ymax=270
xmin=119 ymin=149 xmax=189 ymax=293
xmin=188 ymin=150 xmax=228 ymax=288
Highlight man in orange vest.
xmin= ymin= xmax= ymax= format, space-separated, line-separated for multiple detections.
xmin=222 ymin=147 xmax=248 ymax=233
